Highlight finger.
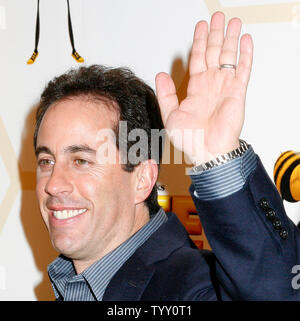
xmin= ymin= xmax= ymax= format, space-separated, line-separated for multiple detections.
xmin=155 ymin=72 xmax=179 ymax=125
xmin=219 ymin=17 xmax=242 ymax=70
xmin=189 ymin=20 xmax=208 ymax=75
xmin=236 ymin=34 xmax=254 ymax=87
xmin=206 ymin=11 xmax=225 ymax=68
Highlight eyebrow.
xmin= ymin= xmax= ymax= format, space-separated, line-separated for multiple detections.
xmin=63 ymin=144 xmax=96 ymax=155
xmin=35 ymin=146 xmax=54 ymax=158
xmin=35 ymin=144 xmax=96 ymax=158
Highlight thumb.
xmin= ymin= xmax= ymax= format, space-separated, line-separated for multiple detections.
xmin=155 ymin=72 xmax=179 ymax=125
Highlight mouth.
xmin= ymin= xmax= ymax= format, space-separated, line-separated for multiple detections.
xmin=52 ymin=208 xmax=87 ymax=220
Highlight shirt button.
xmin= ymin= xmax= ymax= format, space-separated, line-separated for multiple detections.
xmin=259 ymin=198 xmax=269 ymax=210
xmin=272 ymin=218 xmax=282 ymax=230
xmin=265 ymin=209 xmax=276 ymax=221
xmin=279 ymin=229 xmax=288 ymax=240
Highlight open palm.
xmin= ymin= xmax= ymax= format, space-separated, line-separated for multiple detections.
xmin=155 ymin=12 xmax=253 ymax=165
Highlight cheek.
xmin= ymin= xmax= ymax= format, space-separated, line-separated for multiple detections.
xmin=79 ymin=170 xmax=133 ymax=210
xmin=74 ymin=173 xmax=111 ymax=210
xmin=35 ymin=167 xmax=53 ymax=195
xmin=35 ymin=180 xmax=50 ymax=227
xmin=80 ymin=178 xmax=99 ymax=198
xmin=112 ymin=172 xmax=136 ymax=206
xmin=35 ymin=174 xmax=47 ymax=201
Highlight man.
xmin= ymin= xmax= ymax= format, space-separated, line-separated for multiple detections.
xmin=34 ymin=12 xmax=300 ymax=300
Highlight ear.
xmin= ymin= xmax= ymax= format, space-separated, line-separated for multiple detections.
xmin=134 ymin=159 xmax=158 ymax=205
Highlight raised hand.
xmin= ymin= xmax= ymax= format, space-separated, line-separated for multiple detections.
xmin=155 ymin=12 xmax=253 ymax=165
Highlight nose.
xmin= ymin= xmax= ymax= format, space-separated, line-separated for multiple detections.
xmin=45 ymin=163 xmax=73 ymax=196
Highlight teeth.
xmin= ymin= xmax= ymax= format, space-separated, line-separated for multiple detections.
xmin=53 ymin=209 xmax=87 ymax=220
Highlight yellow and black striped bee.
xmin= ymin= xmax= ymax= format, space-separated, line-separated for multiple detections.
xmin=274 ymin=151 xmax=300 ymax=203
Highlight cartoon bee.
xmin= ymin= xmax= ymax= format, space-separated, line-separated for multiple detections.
xmin=274 ymin=151 xmax=300 ymax=203
xmin=27 ymin=0 xmax=84 ymax=64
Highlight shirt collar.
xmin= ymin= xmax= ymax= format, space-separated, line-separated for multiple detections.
xmin=47 ymin=255 xmax=75 ymax=299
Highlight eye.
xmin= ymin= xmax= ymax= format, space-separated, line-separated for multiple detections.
xmin=74 ymin=159 xmax=89 ymax=166
xmin=38 ymin=159 xmax=55 ymax=166
xmin=37 ymin=158 xmax=55 ymax=171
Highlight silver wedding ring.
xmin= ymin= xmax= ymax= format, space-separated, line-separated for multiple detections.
xmin=220 ymin=64 xmax=236 ymax=70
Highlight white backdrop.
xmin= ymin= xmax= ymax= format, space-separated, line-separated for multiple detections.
xmin=0 ymin=0 xmax=300 ymax=300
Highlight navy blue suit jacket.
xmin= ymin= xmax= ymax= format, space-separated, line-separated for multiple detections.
xmin=103 ymin=156 xmax=300 ymax=300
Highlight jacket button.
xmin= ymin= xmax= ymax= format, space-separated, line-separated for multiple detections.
xmin=259 ymin=198 xmax=269 ymax=210
xmin=279 ymin=229 xmax=288 ymax=240
xmin=265 ymin=209 xmax=276 ymax=221
xmin=272 ymin=218 xmax=282 ymax=230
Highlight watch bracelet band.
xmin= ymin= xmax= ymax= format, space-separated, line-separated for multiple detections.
xmin=193 ymin=139 xmax=249 ymax=172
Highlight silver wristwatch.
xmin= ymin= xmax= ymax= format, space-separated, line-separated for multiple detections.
xmin=191 ymin=139 xmax=249 ymax=174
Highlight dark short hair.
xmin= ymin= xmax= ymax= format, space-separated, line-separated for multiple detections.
xmin=34 ymin=65 xmax=164 ymax=214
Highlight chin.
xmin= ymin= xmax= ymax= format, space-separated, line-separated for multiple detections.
xmin=50 ymin=233 xmax=81 ymax=258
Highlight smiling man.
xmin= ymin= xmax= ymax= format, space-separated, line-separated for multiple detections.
xmin=34 ymin=12 xmax=300 ymax=301
xmin=35 ymin=98 xmax=152 ymax=275
xmin=34 ymin=65 xmax=169 ymax=300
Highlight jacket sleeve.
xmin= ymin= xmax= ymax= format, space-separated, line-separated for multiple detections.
xmin=190 ymin=156 xmax=300 ymax=300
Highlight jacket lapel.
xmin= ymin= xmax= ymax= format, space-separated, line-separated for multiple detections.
xmin=102 ymin=255 xmax=155 ymax=301
xmin=103 ymin=213 xmax=192 ymax=301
